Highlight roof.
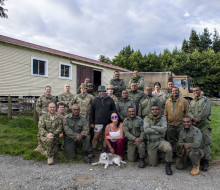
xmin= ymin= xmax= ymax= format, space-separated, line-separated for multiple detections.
xmin=0 ymin=35 xmax=129 ymax=72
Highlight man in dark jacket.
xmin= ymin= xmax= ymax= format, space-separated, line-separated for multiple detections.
xmin=89 ymin=85 xmax=116 ymax=158
xmin=110 ymin=71 xmax=126 ymax=98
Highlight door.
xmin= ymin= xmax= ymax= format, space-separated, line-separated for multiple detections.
xmin=77 ymin=65 xmax=94 ymax=89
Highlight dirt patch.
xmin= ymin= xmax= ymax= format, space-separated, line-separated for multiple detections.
xmin=73 ymin=175 xmax=94 ymax=182
xmin=209 ymin=159 xmax=220 ymax=173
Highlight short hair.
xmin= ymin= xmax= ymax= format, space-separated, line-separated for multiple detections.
xmin=127 ymin=106 xmax=135 ymax=111
xmin=48 ymin=102 xmax=56 ymax=107
xmin=172 ymin=86 xmax=179 ymax=91
xmin=122 ymin=89 xmax=128 ymax=93
xmin=72 ymin=104 xmax=80 ymax=109
xmin=151 ymin=104 xmax=159 ymax=108
xmin=183 ymin=116 xmax=192 ymax=121
xmin=154 ymin=82 xmax=161 ymax=88
xmin=114 ymin=71 xmax=119 ymax=73
xmin=45 ymin=85 xmax=51 ymax=89
xmin=168 ymin=78 xmax=173 ymax=83
xmin=193 ymin=86 xmax=201 ymax=90
xmin=58 ymin=103 xmax=65 ymax=108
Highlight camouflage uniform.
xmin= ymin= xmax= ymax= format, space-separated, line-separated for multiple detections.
xmin=128 ymin=90 xmax=145 ymax=115
xmin=162 ymin=89 xmax=172 ymax=106
xmin=70 ymin=93 xmax=94 ymax=120
xmin=175 ymin=126 xmax=204 ymax=169
xmin=111 ymin=95 xmax=118 ymax=105
xmin=38 ymin=113 xmax=63 ymax=158
xmin=63 ymin=114 xmax=90 ymax=159
xmin=188 ymin=95 xmax=211 ymax=160
xmin=36 ymin=94 xmax=56 ymax=116
xmin=109 ymin=78 xmax=126 ymax=98
xmin=144 ymin=114 xmax=172 ymax=166
xmin=123 ymin=116 xmax=145 ymax=162
xmin=58 ymin=92 xmax=75 ymax=114
xmin=128 ymin=76 xmax=145 ymax=91
xmin=138 ymin=95 xmax=162 ymax=119
xmin=116 ymin=98 xmax=136 ymax=120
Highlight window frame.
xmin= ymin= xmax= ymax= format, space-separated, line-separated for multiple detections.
xmin=31 ymin=57 xmax=48 ymax=77
xmin=59 ymin=62 xmax=72 ymax=80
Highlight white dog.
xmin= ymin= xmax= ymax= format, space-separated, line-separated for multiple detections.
xmin=91 ymin=152 xmax=126 ymax=169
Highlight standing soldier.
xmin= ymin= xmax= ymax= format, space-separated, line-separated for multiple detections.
xmin=123 ymin=107 xmax=146 ymax=168
xmin=162 ymin=79 xmax=174 ymax=106
xmin=128 ymin=82 xmax=145 ymax=115
xmin=63 ymin=104 xmax=92 ymax=163
xmin=128 ymin=70 xmax=144 ymax=91
xmin=35 ymin=103 xmax=63 ymax=165
xmin=110 ymin=71 xmax=126 ymax=98
xmin=144 ymin=105 xmax=173 ymax=175
xmin=175 ymin=116 xmax=204 ymax=176
xmin=70 ymin=83 xmax=94 ymax=120
xmin=36 ymin=86 xmax=56 ymax=116
xmin=188 ymin=86 xmax=211 ymax=172
xmin=164 ymin=87 xmax=189 ymax=158
xmin=138 ymin=86 xmax=162 ymax=119
xmin=107 ymin=85 xmax=118 ymax=105
xmin=87 ymin=83 xmax=96 ymax=96
xmin=58 ymin=84 xmax=75 ymax=114
xmin=116 ymin=90 xmax=136 ymax=121
xmin=77 ymin=78 xmax=90 ymax=94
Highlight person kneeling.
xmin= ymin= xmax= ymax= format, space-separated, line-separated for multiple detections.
xmin=175 ymin=116 xmax=204 ymax=176
xmin=144 ymin=105 xmax=173 ymax=175
xmin=63 ymin=104 xmax=92 ymax=163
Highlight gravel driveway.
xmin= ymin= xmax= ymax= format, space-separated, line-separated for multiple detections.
xmin=0 ymin=155 xmax=220 ymax=190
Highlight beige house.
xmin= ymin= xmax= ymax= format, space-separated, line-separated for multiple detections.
xmin=0 ymin=35 xmax=129 ymax=97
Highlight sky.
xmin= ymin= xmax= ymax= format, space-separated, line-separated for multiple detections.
xmin=1 ymin=0 xmax=220 ymax=60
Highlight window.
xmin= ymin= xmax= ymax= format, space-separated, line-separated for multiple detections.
xmin=31 ymin=57 xmax=48 ymax=77
xmin=59 ymin=63 xmax=72 ymax=80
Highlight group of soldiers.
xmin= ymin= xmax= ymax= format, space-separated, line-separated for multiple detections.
xmin=34 ymin=70 xmax=211 ymax=176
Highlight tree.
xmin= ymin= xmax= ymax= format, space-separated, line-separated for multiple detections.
xmin=99 ymin=55 xmax=112 ymax=64
xmin=199 ymin=28 xmax=212 ymax=52
xmin=181 ymin=39 xmax=189 ymax=53
xmin=213 ymin=29 xmax=220 ymax=53
xmin=188 ymin=29 xmax=200 ymax=53
xmin=0 ymin=0 xmax=8 ymax=18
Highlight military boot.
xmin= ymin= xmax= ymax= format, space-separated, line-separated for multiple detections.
xmin=190 ymin=165 xmax=200 ymax=176
xmin=83 ymin=152 xmax=91 ymax=163
xmin=166 ymin=162 xmax=173 ymax=175
xmin=34 ymin=145 xmax=43 ymax=153
xmin=47 ymin=157 xmax=54 ymax=165
xmin=88 ymin=148 xmax=95 ymax=159
xmin=201 ymin=159 xmax=209 ymax=172
xmin=138 ymin=158 xmax=146 ymax=168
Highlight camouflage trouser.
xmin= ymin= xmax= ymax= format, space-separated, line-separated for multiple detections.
xmin=167 ymin=124 xmax=183 ymax=154
xmin=201 ymin=129 xmax=211 ymax=160
xmin=127 ymin=140 xmax=145 ymax=162
xmin=39 ymin=136 xmax=59 ymax=158
xmin=148 ymin=140 xmax=173 ymax=166
xmin=64 ymin=135 xmax=91 ymax=159
xmin=175 ymin=148 xmax=204 ymax=170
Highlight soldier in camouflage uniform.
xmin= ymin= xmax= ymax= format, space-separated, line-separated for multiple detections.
xmin=128 ymin=82 xmax=145 ymax=115
xmin=116 ymin=90 xmax=136 ymax=121
xmin=162 ymin=79 xmax=174 ymax=107
xmin=87 ymin=83 xmax=96 ymax=97
xmin=123 ymin=107 xmax=146 ymax=168
xmin=36 ymin=103 xmax=63 ymax=165
xmin=107 ymin=85 xmax=118 ymax=105
xmin=144 ymin=105 xmax=173 ymax=175
xmin=109 ymin=71 xmax=126 ymax=98
xmin=175 ymin=116 xmax=204 ymax=176
xmin=138 ymin=86 xmax=162 ymax=119
xmin=128 ymin=70 xmax=145 ymax=91
xmin=70 ymin=84 xmax=94 ymax=120
xmin=36 ymin=86 xmax=56 ymax=116
xmin=77 ymin=78 xmax=90 ymax=94
xmin=63 ymin=104 xmax=91 ymax=163
xmin=58 ymin=84 xmax=75 ymax=114
xmin=188 ymin=86 xmax=211 ymax=172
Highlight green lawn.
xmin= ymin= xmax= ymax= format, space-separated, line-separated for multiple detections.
xmin=0 ymin=106 xmax=220 ymax=162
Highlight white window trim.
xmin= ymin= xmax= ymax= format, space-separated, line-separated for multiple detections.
xmin=59 ymin=62 xmax=72 ymax=80
xmin=31 ymin=57 xmax=48 ymax=77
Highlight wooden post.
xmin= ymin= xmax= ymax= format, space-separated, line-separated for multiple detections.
xmin=33 ymin=99 xmax=38 ymax=122
xmin=8 ymin=95 xmax=12 ymax=119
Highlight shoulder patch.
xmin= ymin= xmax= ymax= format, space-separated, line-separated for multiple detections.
xmin=204 ymin=99 xmax=207 ymax=103
xmin=164 ymin=117 xmax=167 ymax=122
xmin=141 ymin=120 xmax=144 ymax=124
xmin=196 ymin=130 xmax=199 ymax=134
xmin=142 ymin=78 xmax=144 ymax=80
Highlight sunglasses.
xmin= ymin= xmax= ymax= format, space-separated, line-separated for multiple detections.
xmin=111 ymin=116 xmax=118 ymax=119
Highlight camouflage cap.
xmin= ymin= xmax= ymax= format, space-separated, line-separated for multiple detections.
xmin=107 ymin=85 xmax=114 ymax=90
xmin=80 ymin=83 xmax=87 ymax=89
xmin=87 ymin=83 xmax=94 ymax=87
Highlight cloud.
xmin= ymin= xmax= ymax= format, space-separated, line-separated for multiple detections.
xmin=1 ymin=0 xmax=220 ymax=60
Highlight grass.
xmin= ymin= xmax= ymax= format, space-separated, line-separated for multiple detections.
xmin=0 ymin=106 xmax=220 ymax=163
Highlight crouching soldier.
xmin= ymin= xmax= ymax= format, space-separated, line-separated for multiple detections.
xmin=63 ymin=104 xmax=92 ymax=163
xmin=144 ymin=105 xmax=173 ymax=175
xmin=175 ymin=116 xmax=204 ymax=176
xmin=123 ymin=106 xmax=146 ymax=168
xmin=36 ymin=103 xmax=63 ymax=165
